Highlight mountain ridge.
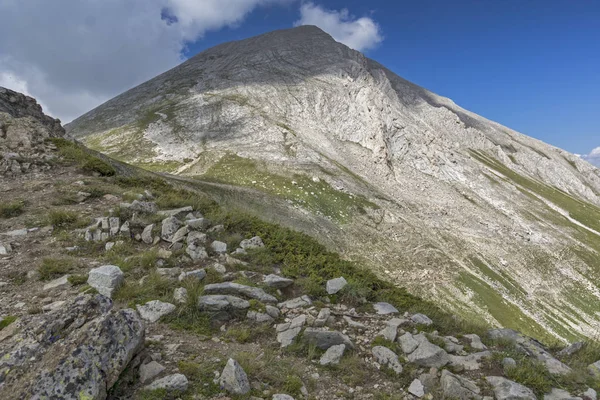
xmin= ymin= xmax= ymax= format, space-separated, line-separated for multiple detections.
xmin=67 ymin=25 xmax=600 ymax=343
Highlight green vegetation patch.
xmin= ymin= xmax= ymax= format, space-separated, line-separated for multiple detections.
xmin=201 ymin=153 xmax=377 ymax=223
xmin=0 ymin=316 xmax=17 ymax=330
xmin=49 ymin=138 xmax=116 ymax=176
xmin=0 ymin=200 xmax=25 ymax=218
xmin=38 ymin=257 xmax=80 ymax=281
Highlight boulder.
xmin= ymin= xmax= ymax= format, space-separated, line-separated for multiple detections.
xmin=179 ymin=269 xmax=206 ymax=281
xmin=239 ymin=236 xmax=264 ymax=249
xmin=139 ymin=361 xmax=165 ymax=383
xmin=277 ymin=315 xmax=306 ymax=347
xmin=174 ymin=287 xmax=187 ymax=303
xmin=157 ymin=206 xmax=194 ymax=217
xmin=273 ymin=395 xmax=295 ymax=400
xmin=398 ymin=332 xmax=420 ymax=354
xmin=129 ymin=200 xmax=158 ymax=214
xmin=266 ymin=305 xmax=280 ymax=319
xmin=406 ymin=334 xmax=450 ymax=368
xmin=314 ymin=307 xmax=331 ymax=327
xmin=204 ymin=282 xmax=277 ymax=303
xmin=464 ymin=333 xmax=487 ymax=350
xmin=378 ymin=318 xmax=405 ymax=342
xmin=263 ymin=274 xmax=294 ymax=289
xmin=543 ymin=389 xmax=582 ymax=400
xmin=198 ymin=295 xmax=250 ymax=312
xmin=583 ymin=388 xmax=597 ymax=400
xmin=440 ymin=370 xmax=481 ymax=399
xmin=372 ymin=346 xmax=403 ymax=374
xmin=210 ymin=240 xmax=227 ymax=254
xmin=278 ymin=295 xmax=312 ymax=309
xmin=488 ymin=329 xmax=571 ymax=375
xmin=408 ymin=379 xmax=425 ymax=397
xmin=161 ymin=216 xmax=182 ymax=242
xmin=373 ymin=302 xmax=399 ymax=315
xmin=0 ymin=242 xmax=11 ymax=255
xmin=557 ymin=342 xmax=584 ymax=357
xmin=141 ymin=224 xmax=154 ymax=244
xmin=588 ymin=360 xmax=600 ymax=377
xmin=170 ymin=226 xmax=189 ymax=243
xmin=302 ymin=328 xmax=354 ymax=350
xmin=87 ymin=265 xmax=124 ymax=298
xmin=136 ymin=300 xmax=176 ymax=323
xmin=43 ymin=274 xmax=71 ymax=291
xmin=144 ymin=373 xmax=188 ymax=393
xmin=486 ymin=376 xmax=536 ymax=400
xmin=187 ymin=231 xmax=207 ymax=245
xmin=448 ymin=351 xmax=491 ymax=371
xmin=319 ymin=344 xmax=346 ymax=365
xmin=326 ymin=277 xmax=347 ymax=294
xmin=186 ymin=244 xmax=208 ymax=260
xmin=220 ymin=358 xmax=250 ymax=395
xmin=0 ymin=295 xmax=144 ymax=400
xmin=186 ymin=218 xmax=209 ymax=230
xmin=411 ymin=313 xmax=433 ymax=325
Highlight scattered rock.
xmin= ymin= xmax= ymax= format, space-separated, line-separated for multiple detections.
xmin=141 ymin=224 xmax=154 ymax=244
xmin=464 ymin=333 xmax=487 ymax=350
xmin=174 ymin=287 xmax=187 ymax=304
xmin=187 ymin=231 xmax=207 ymax=245
xmin=583 ymin=388 xmax=597 ymax=400
xmin=87 ymin=265 xmax=124 ymax=298
xmin=211 ymin=240 xmax=227 ymax=254
xmin=411 ymin=313 xmax=433 ymax=325
xmin=186 ymin=243 xmax=208 ymax=260
xmin=157 ymin=206 xmax=193 ymax=217
xmin=406 ymin=334 xmax=450 ymax=368
xmin=314 ymin=307 xmax=331 ymax=327
xmin=486 ymin=376 xmax=536 ymax=400
xmin=379 ymin=318 xmax=405 ymax=342
xmin=557 ymin=341 xmax=584 ymax=357
xmin=319 ymin=344 xmax=346 ymax=365
xmin=373 ymin=302 xmax=399 ymax=315
xmin=588 ymin=360 xmax=600 ymax=377
xmin=273 ymin=395 xmax=295 ymax=400
xmin=303 ymin=328 xmax=354 ymax=350
xmin=543 ymin=388 xmax=583 ymax=400
xmin=277 ymin=315 xmax=306 ymax=347
xmin=42 ymin=274 xmax=71 ymax=291
xmin=204 ymin=282 xmax=277 ymax=303
xmin=326 ymin=277 xmax=347 ymax=294
xmin=198 ymin=295 xmax=250 ymax=312
xmin=179 ymin=269 xmax=206 ymax=281
xmin=129 ymin=200 xmax=158 ymax=214
xmin=278 ymin=295 xmax=312 ymax=309
xmin=372 ymin=346 xmax=403 ymax=374
xmin=186 ymin=218 xmax=210 ymax=230
xmin=503 ymin=357 xmax=517 ymax=369
xmin=161 ymin=216 xmax=182 ymax=242
xmin=247 ymin=310 xmax=274 ymax=323
xmin=170 ymin=226 xmax=189 ymax=243
xmin=220 ymin=358 xmax=250 ymax=395
xmin=440 ymin=370 xmax=481 ymax=399
xmin=408 ymin=379 xmax=425 ymax=397
xmin=266 ymin=305 xmax=280 ymax=319
xmin=136 ymin=300 xmax=176 ymax=323
xmin=139 ymin=361 xmax=166 ymax=383
xmin=240 ymin=236 xmax=264 ymax=249
xmin=263 ymin=274 xmax=294 ymax=289
xmin=144 ymin=373 xmax=189 ymax=393
xmin=0 ymin=242 xmax=12 ymax=255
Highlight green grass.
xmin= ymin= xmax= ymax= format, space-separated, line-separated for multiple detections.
xmin=113 ymin=271 xmax=175 ymax=306
xmin=45 ymin=209 xmax=82 ymax=229
xmin=37 ymin=257 xmax=78 ymax=281
xmin=0 ymin=316 xmax=17 ymax=330
xmin=0 ymin=200 xmax=25 ymax=218
xmin=67 ymin=274 xmax=88 ymax=286
xmin=161 ymin=278 xmax=213 ymax=336
xmin=49 ymin=138 xmax=116 ymax=176
xmin=200 ymin=153 xmax=377 ymax=223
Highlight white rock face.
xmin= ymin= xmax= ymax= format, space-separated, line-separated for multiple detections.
xmin=67 ymin=25 xmax=600 ymax=342
xmin=87 ymin=265 xmax=124 ymax=298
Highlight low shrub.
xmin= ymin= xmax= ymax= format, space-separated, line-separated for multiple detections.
xmin=0 ymin=200 xmax=25 ymax=218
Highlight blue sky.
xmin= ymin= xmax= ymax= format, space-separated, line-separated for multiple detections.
xmin=0 ymin=0 xmax=598 ymax=160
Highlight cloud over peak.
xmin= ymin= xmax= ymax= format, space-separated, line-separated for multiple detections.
xmin=582 ymin=147 xmax=600 ymax=167
xmin=295 ymin=3 xmax=383 ymax=52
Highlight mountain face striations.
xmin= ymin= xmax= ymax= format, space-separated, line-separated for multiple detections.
xmin=67 ymin=26 xmax=600 ymax=343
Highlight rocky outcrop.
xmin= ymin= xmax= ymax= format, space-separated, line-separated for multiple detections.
xmin=0 ymin=294 xmax=144 ymax=399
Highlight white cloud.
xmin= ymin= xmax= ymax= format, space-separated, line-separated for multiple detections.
xmin=0 ymin=0 xmax=289 ymax=122
xmin=295 ymin=2 xmax=383 ymax=52
xmin=582 ymin=147 xmax=600 ymax=167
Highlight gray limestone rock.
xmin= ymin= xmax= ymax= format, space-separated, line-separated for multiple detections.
xmin=136 ymin=300 xmax=176 ymax=323
xmin=302 ymin=328 xmax=354 ymax=350
xmin=407 ymin=335 xmax=450 ymax=368
xmin=141 ymin=224 xmax=154 ymax=244
xmin=273 ymin=395 xmax=295 ymax=400
xmin=198 ymin=295 xmax=250 ymax=311
xmin=486 ymin=376 xmax=536 ymax=400
xmin=139 ymin=361 xmax=165 ymax=383
xmin=186 ymin=244 xmax=208 ymax=260
xmin=543 ymin=389 xmax=582 ymax=400
xmin=174 ymin=287 xmax=187 ymax=303
xmin=157 ymin=206 xmax=193 ymax=217
xmin=583 ymin=388 xmax=597 ymax=400
xmin=43 ymin=274 xmax=71 ymax=291
xmin=186 ymin=218 xmax=210 ymax=230
xmin=408 ymin=379 xmax=425 ymax=397
xmin=0 ymin=294 xmax=144 ymax=400
xmin=372 ymin=346 xmax=403 ymax=374
xmin=204 ymin=282 xmax=277 ymax=303
xmin=179 ymin=269 xmax=206 ymax=281
xmin=448 ymin=351 xmax=491 ymax=371
xmin=326 ymin=277 xmax=347 ymax=294
xmin=240 ymin=236 xmax=264 ymax=249
xmin=220 ymin=358 xmax=250 ymax=395
xmin=87 ymin=265 xmax=124 ymax=298
xmin=161 ymin=216 xmax=182 ymax=242
xmin=210 ymin=240 xmax=227 ymax=254
xmin=129 ymin=200 xmax=158 ymax=214
xmin=411 ymin=313 xmax=433 ymax=325
xmin=440 ymin=370 xmax=481 ymax=399
xmin=144 ymin=373 xmax=188 ymax=393
xmin=464 ymin=333 xmax=487 ymax=350
xmin=263 ymin=274 xmax=294 ymax=288
xmin=319 ymin=344 xmax=346 ymax=365
xmin=373 ymin=302 xmax=399 ymax=315
xmin=278 ymin=295 xmax=312 ymax=309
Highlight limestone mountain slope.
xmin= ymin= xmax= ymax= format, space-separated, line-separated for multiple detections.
xmin=67 ymin=26 xmax=600 ymax=343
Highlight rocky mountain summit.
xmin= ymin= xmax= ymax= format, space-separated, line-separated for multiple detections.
xmin=1 ymin=92 xmax=599 ymax=398
xmin=66 ymin=26 xmax=600 ymax=343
